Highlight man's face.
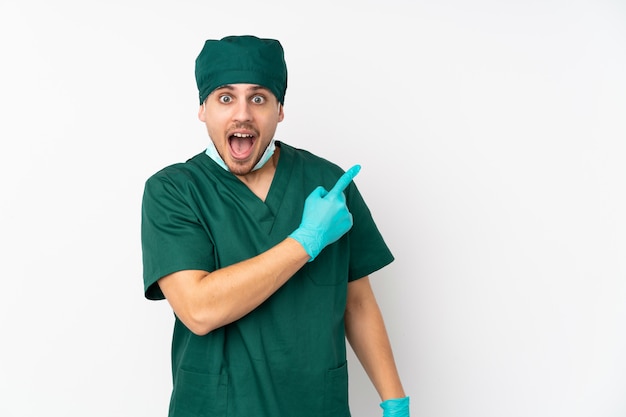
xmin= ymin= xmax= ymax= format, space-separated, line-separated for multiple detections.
xmin=199 ymin=83 xmax=284 ymax=176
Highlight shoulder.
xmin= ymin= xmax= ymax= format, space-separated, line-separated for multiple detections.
xmin=144 ymin=151 xmax=210 ymax=190
xmin=279 ymin=142 xmax=345 ymax=176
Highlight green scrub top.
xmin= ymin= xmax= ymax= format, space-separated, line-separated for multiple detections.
xmin=142 ymin=142 xmax=394 ymax=417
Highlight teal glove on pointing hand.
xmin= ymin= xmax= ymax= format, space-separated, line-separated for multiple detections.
xmin=380 ymin=396 xmax=410 ymax=417
xmin=289 ymin=165 xmax=361 ymax=261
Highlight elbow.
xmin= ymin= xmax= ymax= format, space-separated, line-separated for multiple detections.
xmin=186 ymin=321 xmax=214 ymax=337
xmin=179 ymin=308 xmax=223 ymax=336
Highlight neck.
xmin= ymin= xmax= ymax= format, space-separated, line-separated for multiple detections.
xmin=235 ymin=147 xmax=280 ymax=201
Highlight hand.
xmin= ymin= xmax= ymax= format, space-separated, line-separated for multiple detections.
xmin=289 ymin=165 xmax=361 ymax=261
xmin=380 ymin=396 xmax=410 ymax=417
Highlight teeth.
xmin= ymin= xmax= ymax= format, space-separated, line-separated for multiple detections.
xmin=233 ymin=133 xmax=253 ymax=138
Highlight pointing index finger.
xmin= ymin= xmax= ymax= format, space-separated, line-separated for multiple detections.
xmin=329 ymin=164 xmax=361 ymax=196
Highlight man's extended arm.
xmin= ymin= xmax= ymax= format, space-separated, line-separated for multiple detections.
xmin=345 ymin=276 xmax=406 ymax=401
xmin=158 ymin=237 xmax=309 ymax=335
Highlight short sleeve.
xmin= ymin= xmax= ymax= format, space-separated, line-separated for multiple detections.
xmin=346 ymin=182 xmax=395 ymax=281
xmin=141 ymin=173 xmax=215 ymax=300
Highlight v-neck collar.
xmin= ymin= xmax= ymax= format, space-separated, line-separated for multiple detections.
xmin=264 ymin=142 xmax=293 ymax=215
xmin=195 ymin=141 xmax=294 ymax=235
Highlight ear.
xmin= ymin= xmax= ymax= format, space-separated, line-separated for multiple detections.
xmin=277 ymin=104 xmax=285 ymax=122
xmin=198 ymin=104 xmax=206 ymax=122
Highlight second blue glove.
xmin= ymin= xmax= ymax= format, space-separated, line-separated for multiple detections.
xmin=289 ymin=165 xmax=361 ymax=261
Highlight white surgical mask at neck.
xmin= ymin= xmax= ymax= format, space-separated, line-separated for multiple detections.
xmin=205 ymin=139 xmax=276 ymax=172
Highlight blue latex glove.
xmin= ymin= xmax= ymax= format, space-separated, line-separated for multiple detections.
xmin=289 ymin=165 xmax=361 ymax=261
xmin=380 ymin=396 xmax=410 ymax=417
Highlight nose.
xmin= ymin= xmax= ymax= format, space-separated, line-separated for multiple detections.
xmin=232 ymin=100 xmax=253 ymax=122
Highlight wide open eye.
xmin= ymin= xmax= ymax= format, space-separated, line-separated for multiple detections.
xmin=219 ymin=95 xmax=233 ymax=104
xmin=251 ymin=95 xmax=266 ymax=105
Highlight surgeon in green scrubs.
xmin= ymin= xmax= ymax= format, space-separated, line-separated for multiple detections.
xmin=141 ymin=35 xmax=410 ymax=417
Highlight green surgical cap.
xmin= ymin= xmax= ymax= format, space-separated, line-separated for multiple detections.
xmin=195 ymin=35 xmax=288 ymax=105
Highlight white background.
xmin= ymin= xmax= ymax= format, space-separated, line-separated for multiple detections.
xmin=1 ymin=1 xmax=625 ymax=416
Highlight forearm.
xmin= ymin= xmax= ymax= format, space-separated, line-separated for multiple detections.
xmin=345 ymin=278 xmax=405 ymax=401
xmin=159 ymin=237 xmax=309 ymax=335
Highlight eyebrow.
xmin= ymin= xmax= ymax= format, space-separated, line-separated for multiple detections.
xmin=215 ymin=84 xmax=270 ymax=93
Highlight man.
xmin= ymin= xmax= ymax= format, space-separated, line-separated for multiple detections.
xmin=141 ymin=35 xmax=409 ymax=417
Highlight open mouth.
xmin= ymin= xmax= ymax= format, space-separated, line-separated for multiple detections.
xmin=229 ymin=132 xmax=256 ymax=160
